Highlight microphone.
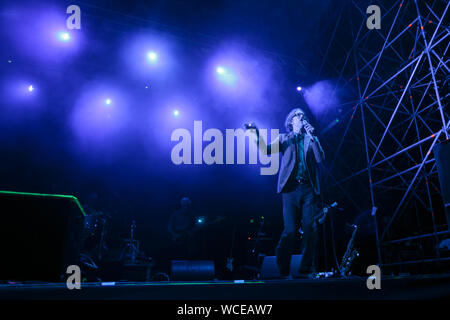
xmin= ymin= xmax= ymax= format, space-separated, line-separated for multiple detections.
xmin=244 ymin=123 xmax=257 ymax=130
xmin=302 ymin=120 xmax=314 ymax=139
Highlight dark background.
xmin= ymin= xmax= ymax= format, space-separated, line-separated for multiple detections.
xmin=0 ymin=0 xmax=447 ymax=277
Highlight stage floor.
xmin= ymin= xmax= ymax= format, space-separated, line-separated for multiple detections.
xmin=1 ymin=273 xmax=449 ymax=300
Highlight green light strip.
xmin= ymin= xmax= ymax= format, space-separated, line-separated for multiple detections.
xmin=0 ymin=190 xmax=86 ymax=216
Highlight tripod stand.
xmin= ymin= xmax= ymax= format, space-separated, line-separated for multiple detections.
xmin=120 ymin=220 xmax=141 ymax=263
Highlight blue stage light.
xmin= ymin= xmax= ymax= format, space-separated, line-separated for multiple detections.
xmin=216 ymin=66 xmax=226 ymax=75
xmin=57 ymin=31 xmax=71 ymax=42
xmin=173 ymin=109 xmax=180 ymax=117
xmin=216 ymin=66 xmax=237 ymax=86
xmin=28 ymin=85 xmax=34 ymax=92
xmin=105 ymin=98 xmax=112 ymax=106
xmin=296 ymin=86 xmax=302 ymax=92
xmin=147 ymin=51 xmax=158 ymax=63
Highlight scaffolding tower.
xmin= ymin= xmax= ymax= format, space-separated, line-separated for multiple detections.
xmin=318 ymin=0 xmax=449 ymax=273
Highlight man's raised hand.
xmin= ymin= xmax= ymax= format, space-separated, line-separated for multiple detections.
xmin=244 ymin=122 xmax=259 ymax=144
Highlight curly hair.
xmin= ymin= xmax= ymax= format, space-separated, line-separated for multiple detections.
xmin=284 ymin=108 xmax=308 ymax=132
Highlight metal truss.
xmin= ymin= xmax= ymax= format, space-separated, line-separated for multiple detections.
xmin=318 ymin=0 xmax=449 ymax=271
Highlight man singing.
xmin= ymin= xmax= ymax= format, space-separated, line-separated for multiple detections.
xmin=246 ymin=108 xmax=325 ymax=278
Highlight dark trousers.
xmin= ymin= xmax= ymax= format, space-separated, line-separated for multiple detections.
xmin=276 ymin=182 xmax=318 ymax=276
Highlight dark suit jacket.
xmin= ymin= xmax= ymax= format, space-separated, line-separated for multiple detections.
xmin=266 ymin=132 xmax=325 ymax=194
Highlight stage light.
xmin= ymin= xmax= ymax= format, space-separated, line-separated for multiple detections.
xmin=303 ymin=80 xmax=341 ymax=117
xmin=57 ymin=31 xmax=71 ymax=42
xmin=122 ymin=34 xmax=175 ymax=80
xmin=105 ymin=98 xmax=112 ymax=106
xmin=215 ymin=66 xmax=237 ymax=86
xmin=196 ymin=217 xmax=205 ymax=225
xmin=296 ymin=86 xmax=302 ymax=92
xmin=216 ymin=66 xmax=226 ymax=74
xmin=173 ymin=109 xmax=180 ymax=117
xmin=28 ymin=85 xmax=34 ymax=92
xmin=147 ymin=51 xmax=158 ymax=63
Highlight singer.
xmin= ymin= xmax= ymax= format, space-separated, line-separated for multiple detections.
xmin=246 ymin=108 xmax=325 ymax=278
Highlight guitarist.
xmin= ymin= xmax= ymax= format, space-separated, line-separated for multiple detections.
xmin=168 ymin=197 xmax=198 ymax=258
xmin=168 ymin=197 xmax=226 ymax=259
xmin=246 ymin=108 xmax=325 ymax=278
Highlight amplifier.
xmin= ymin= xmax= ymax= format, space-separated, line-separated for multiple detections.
xmin=0 ymin=191 xmax=85 ymax=282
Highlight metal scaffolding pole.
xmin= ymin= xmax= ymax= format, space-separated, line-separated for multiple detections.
xmin=320 ymin=0 xmax=449 ymax=272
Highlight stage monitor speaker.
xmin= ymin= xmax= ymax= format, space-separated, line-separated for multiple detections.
xmin=433 ymin=140 xmax=450 ymax=230
xmin=260 ymin=254 xmax=303 ymax=279
xmin=0 ymin=191 xmax=85 ymax=282
xmin=171 ymin=260 xmax=215 ymax=281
